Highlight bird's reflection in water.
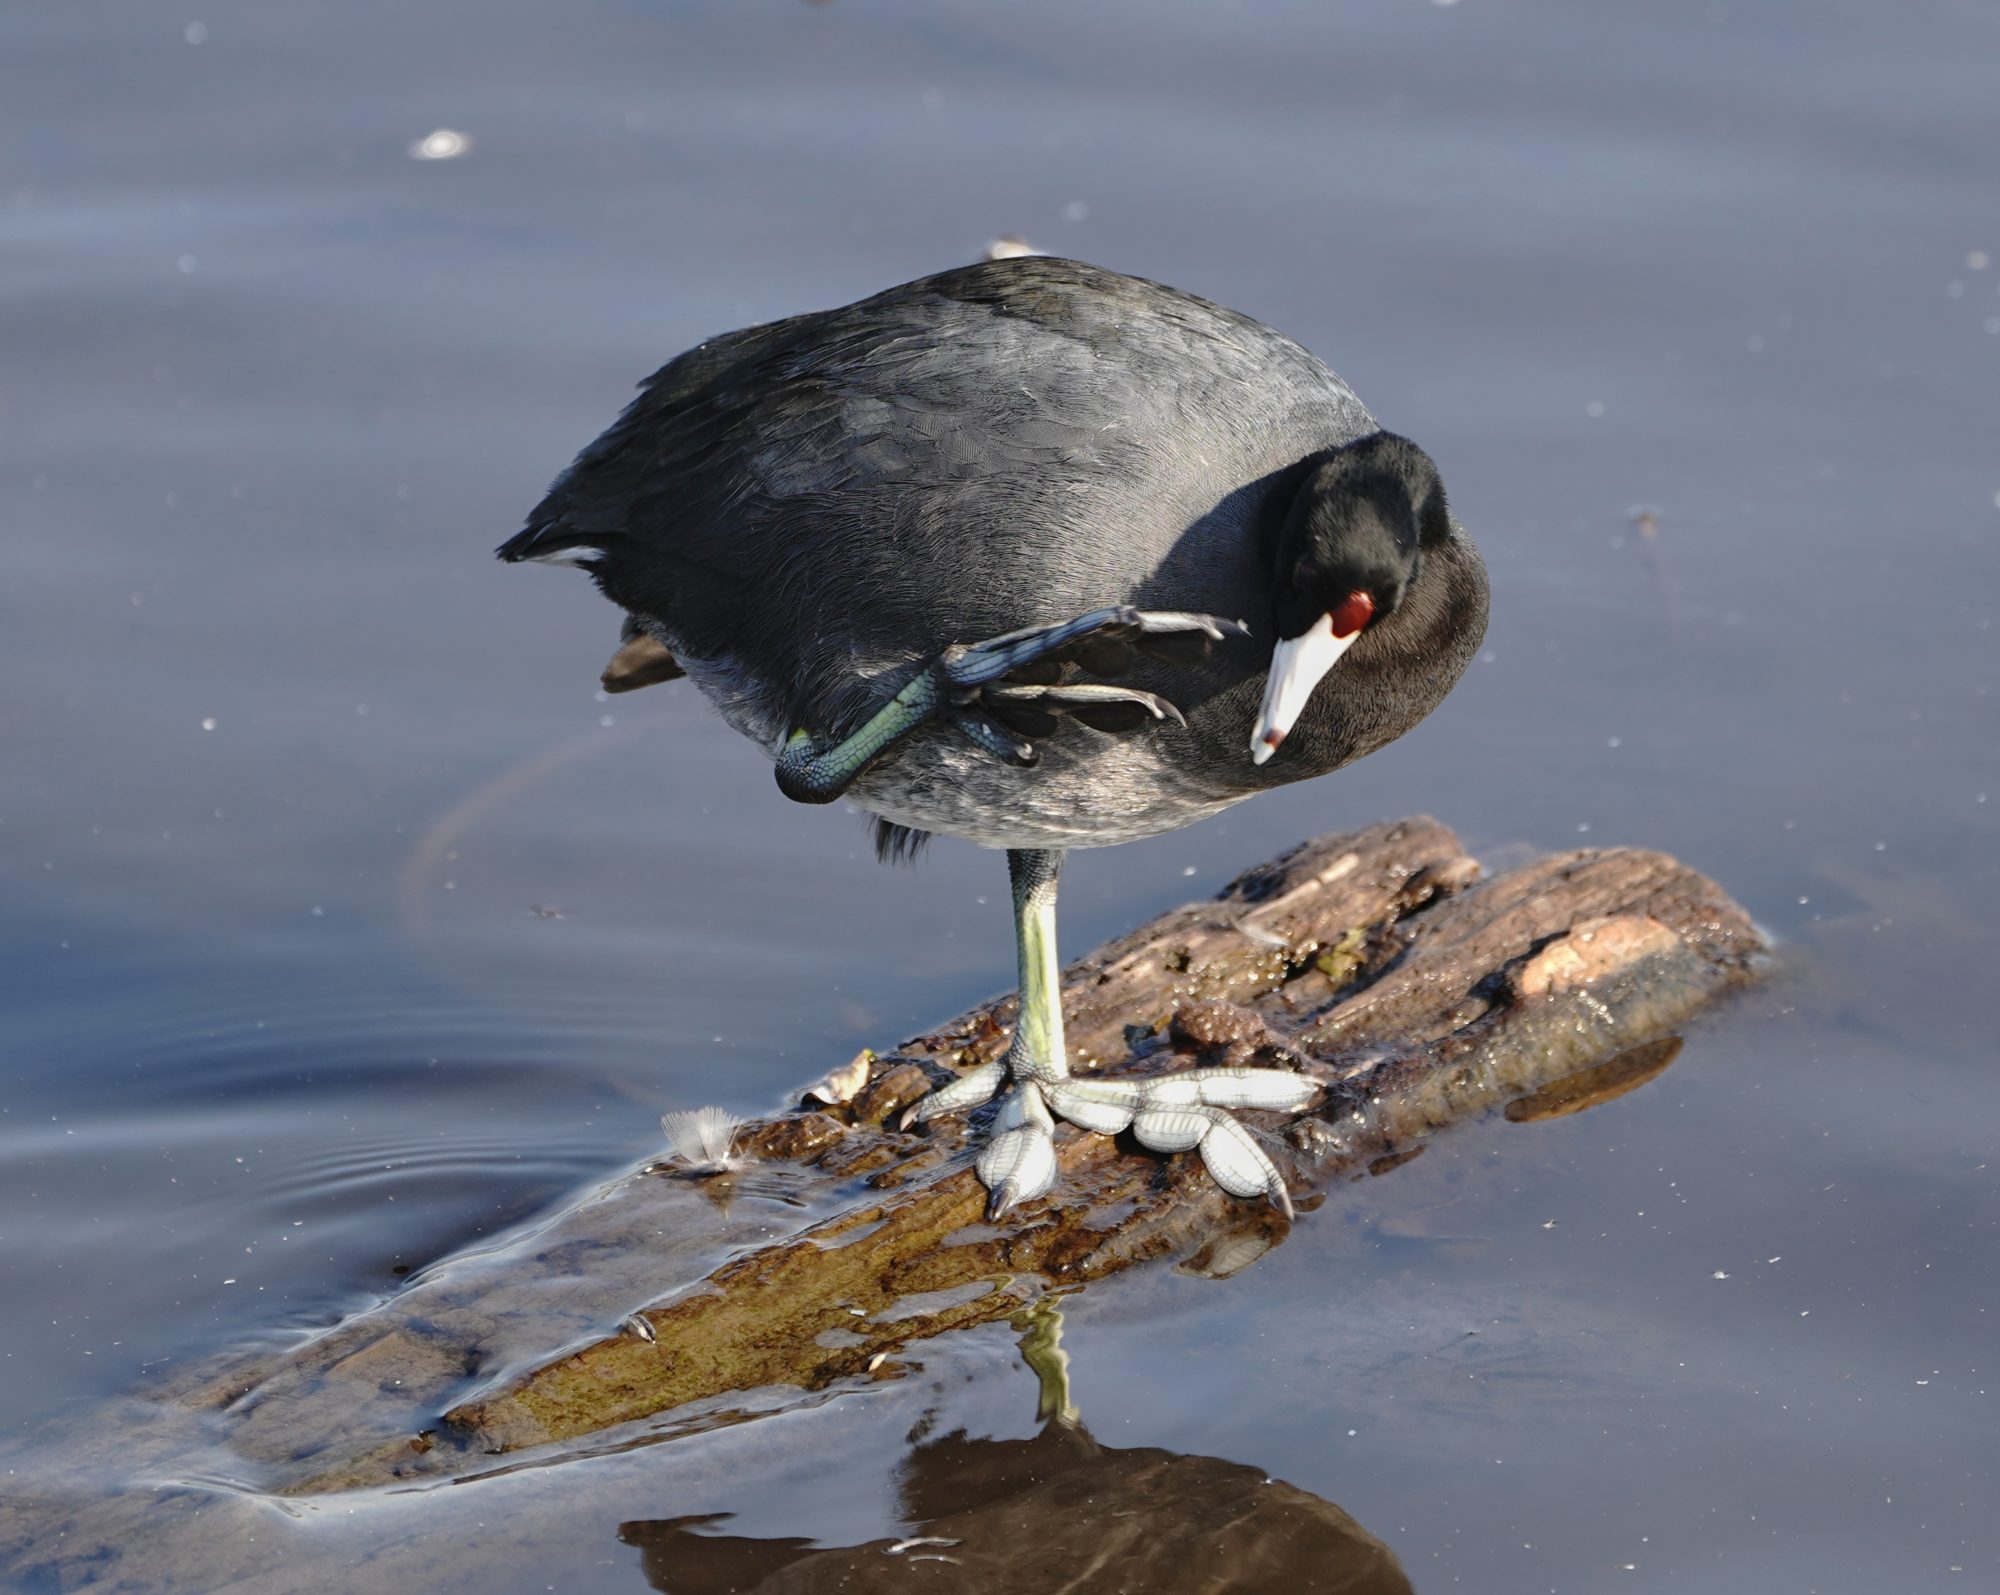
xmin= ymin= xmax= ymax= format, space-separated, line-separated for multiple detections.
xmin=619 ymin=1299 xmax=1411 ymax=1594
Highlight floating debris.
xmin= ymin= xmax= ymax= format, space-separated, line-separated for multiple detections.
xmin=660 ymin=1105 xmax=744 ymax=1175
xmin=886 ymin=1537 xmax=962 ymax=1556
xmin=805 ymin=1049 xmax=872 ymax=1106
xmin=984 ymin=234 xmax=1040 ymax=260
xmin=620 ymin=1313 xmax=656 ymax=1343
xmin=407 ymin=128 xmax=472 ymax=161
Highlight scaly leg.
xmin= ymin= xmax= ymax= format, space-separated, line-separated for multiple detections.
xmin=905 ymin=849 xmax=1068 ymax=1218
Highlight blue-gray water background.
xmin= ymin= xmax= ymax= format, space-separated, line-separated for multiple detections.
xmin=3 ymin=2 xmax=1995 ymax=1590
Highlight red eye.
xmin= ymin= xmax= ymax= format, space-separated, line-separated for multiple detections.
xmin=1328 ymin=590 xmax=1375 ymax=639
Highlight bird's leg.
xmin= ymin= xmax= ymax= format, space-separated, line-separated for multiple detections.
xmin=999 ymin=846 xmax=1069 ymax=1091
xmin=901 ymin=849 xmax=1068 ymax=1217
xmin=905 ymin=846 xmax=1315 ymax=1219
xmin=773 ymin=607 xmax=1248 ymax=805
xmin=774 ymin=672 xmax=947 ymax=805
xmin=906 ymin=848 xmax=1315 ymax=1217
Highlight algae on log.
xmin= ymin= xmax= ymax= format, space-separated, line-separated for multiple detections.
xmin=170 ymin=816 xmax=1761 ymax=1495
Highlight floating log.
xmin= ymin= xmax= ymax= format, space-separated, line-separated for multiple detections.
xmin=152 ymin=816 xmax=1759 ymax=1497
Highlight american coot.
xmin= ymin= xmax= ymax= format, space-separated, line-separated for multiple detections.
xmin=500 ymin=257 xmax=1488 ymax=1219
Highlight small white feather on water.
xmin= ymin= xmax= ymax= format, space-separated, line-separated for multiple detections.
xmin=660 ymin=1105 xmax=744 ymax=1174
xmin=408 ymin=128 xmax=472 ymax=161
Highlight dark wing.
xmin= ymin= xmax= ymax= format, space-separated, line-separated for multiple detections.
xmin=496 ymin=306 xmax=829 ymax=572
xmin=500 ymin=259 xmax=1368 ymax=733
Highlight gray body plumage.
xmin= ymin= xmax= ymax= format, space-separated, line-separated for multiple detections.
xmin=505 ymin=257 xmax=1487 ymax=850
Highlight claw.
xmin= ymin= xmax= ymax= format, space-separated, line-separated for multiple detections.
xmin=1131 ymin=1101 xmax=1296 ymax=1217
xmin=1117 ymin=1070 xmax=1309 ymax=1217
xmin=983 ymin=682 xmax=1186 ymax=737
xmin=941 ymin=607 xmax=1247 ymax=693
xmin=978 ymin=1085 xmax=1057 ymax=1218
xmin=950 ymin=709 xmax=1040 ymax=767
xmin=900 ymin=1059 xmax=1006 ymax=1129
xmin=1196 ymin=1113 xmax=1295 ymax=1219
xmin=931 ymin=606 xmax=1244 ymax=770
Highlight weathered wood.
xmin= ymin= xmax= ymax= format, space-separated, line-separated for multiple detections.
xmin=156 ymin=816 xmax=1760 ymax=1496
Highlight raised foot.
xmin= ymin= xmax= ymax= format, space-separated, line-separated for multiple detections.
xmin=773 ymin=607 xmax=1248 ymax=804
xmin=905 ymin=1065 xmax=1318 ymax=1221
xmin=942 ymin=606 xmax=1250 ymax=768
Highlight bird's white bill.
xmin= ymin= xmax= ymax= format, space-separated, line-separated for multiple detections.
xmin=1251 ymin=612 xmax=1359 ymax=764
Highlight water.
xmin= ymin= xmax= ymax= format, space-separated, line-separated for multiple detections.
xmin=3 ymin=0 xmax=1995 ymax=1588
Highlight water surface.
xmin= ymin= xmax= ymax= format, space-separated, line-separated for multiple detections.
xmin=3 ymin=1 xmax=1996 ymax=1590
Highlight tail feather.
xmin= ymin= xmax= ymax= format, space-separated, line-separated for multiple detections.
xmin=496 ymin=520 xmax=619 ymax=567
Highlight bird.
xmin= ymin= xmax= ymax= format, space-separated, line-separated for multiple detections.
xmin=498 ymin=256 xmax=1488 ymax=1220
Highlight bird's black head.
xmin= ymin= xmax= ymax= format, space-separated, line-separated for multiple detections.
xmin=1255 ymin=432 xmax=1452 ymax=763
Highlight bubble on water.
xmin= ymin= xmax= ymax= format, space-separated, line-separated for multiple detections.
xmin=408 ymin=128 xmax=472 ymax=161
xmin=1585 ymin=399 xmax=1606 ymax=418
xmin=200 ymin=717 xmax=217 ymax=731
xmin=1062 ymin=199 xmax=1089 ymax=223
xmin=184 ymin=21 xmax=207 ymax=44
xmin=1969 ymin=250 xmax=1991 ymax=271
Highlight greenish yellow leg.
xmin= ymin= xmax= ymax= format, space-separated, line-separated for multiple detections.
xmin=1006 ymin=848 xmax=1068 ymax=1086
xmin=773 ymin=671 xmax=943 ymax=804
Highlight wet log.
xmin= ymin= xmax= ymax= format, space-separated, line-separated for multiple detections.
xmin=167 ymin=815 xmax=1762 ymax=1495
